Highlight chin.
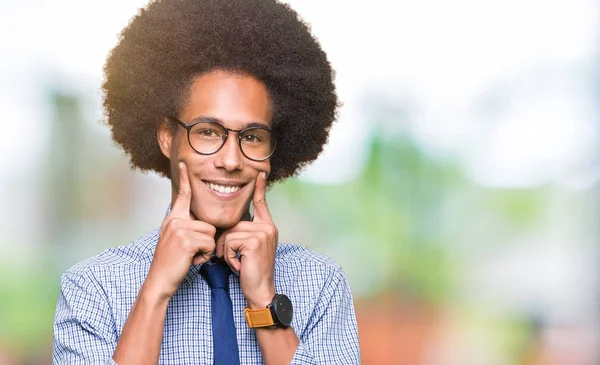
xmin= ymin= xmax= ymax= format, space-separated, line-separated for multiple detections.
xmin=195 ymin=208 xmax=246 ymax=229
xmin=212 ymin=217 xmax=240 ymax=229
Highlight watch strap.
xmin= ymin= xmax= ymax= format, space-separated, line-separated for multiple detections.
xmin=244 ymin=307 xmax=275 ymax=328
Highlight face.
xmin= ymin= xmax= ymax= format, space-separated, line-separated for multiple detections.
xmin=158 ymin=70 xmax=273 ymax=228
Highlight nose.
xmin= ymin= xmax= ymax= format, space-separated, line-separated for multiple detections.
xmin=213 ymin=134 xmax=244 ymax=172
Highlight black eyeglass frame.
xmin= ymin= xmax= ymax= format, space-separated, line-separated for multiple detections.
xmin=167 ymin=116 xmax=277 ymax=162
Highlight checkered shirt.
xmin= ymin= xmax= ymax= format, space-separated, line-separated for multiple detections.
xmin=52 ymin=215 xmax=360 ymax=364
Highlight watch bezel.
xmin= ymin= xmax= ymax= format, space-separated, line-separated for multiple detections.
xmin=268 ymin=294 xmax=293 ymax=328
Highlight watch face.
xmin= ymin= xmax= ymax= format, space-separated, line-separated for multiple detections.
xmin=273 ymin=294 xmax=293 ymax=326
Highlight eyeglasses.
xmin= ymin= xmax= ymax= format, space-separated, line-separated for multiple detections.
xmin=168 ymin=116 xmax=277 ymax=162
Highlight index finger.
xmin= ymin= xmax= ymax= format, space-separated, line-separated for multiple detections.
xmin=252 ymin=171 xmax=272 ymax=223
xmin=171 ymin=161 xmax=192 ymax=218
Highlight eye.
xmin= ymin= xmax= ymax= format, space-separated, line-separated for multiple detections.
xmin=197 ymin=129 xmax=215 ymax=136
xmin=194 ymin=127 xmax=222 ymax=138
xmin=241 ymin=129 xmax=271 ymax=144
xmin=242 ymin=134 xmax=264 ymax=143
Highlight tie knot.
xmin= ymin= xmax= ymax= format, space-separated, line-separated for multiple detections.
xmin=200 ymin=262 xmax=231 ymax=289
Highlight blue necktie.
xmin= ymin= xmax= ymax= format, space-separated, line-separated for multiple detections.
xmin=200 ymin=261 xmax=241 ymax=365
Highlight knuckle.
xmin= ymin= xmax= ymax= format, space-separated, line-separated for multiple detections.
xmin=196 ymin=221 xmax=216 ymax=236
xmin=187 ymin=243 xmax=200 ymax=256
xmin=265 ymin=224 xmax=277 ymax=236
xmin=225 ymin=238 xmax=237 ymax=249
xmin=173 ymin=227 xmax=187 ymax=240
xmin=206 ymin=246 xmax=216 ymax=257
xmin=258 ymin=231 xmax=268 ymax=241
xmin=199 ymin=238 xmax=215 ymax=250
xmin=167 ymin=218 xmax=182 ymax=230
xmin=205 ymin=224 xmax=217 ymax=236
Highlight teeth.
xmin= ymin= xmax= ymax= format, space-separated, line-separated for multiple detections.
xmin=207 ymin=182 xmax=241 ymax=194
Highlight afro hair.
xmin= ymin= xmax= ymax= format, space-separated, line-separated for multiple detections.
xmin=102 ymin=0 xmax=338 ymax=183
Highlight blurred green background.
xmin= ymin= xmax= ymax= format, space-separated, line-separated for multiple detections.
xmin=1 ymin=0 xmax=599 ymax=364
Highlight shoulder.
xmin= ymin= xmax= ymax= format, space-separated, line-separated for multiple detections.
xmin=276 ymin=243 xmax=342 ymax=268
xmin=275 ymin=243 xmax=347 ymax=282
xmin=63 ymin=227 xmax=160 ymax=279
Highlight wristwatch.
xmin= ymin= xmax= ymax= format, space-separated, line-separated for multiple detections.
xmin=244 ymin=294 xmax=293 ymax=328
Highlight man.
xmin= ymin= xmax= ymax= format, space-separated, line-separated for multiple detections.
xmin=52 ymin=0 xmax=360 ymax=364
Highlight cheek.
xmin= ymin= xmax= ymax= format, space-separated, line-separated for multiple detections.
xmin=260 ymin=160 xmax=272 ymax=175
xmin=171 ymin=134 xmax=206 ymax=165
xmin=253 ymin=163 xmax=271 ymax=182
xmin=170 ymin=133 xmax=189 ymax=157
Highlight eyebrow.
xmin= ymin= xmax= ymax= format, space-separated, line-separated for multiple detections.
xmin=188 ymin=116 xmax=270 ymax=130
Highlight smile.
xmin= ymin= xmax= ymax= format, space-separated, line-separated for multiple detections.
xmin=202 ymin=180 xmax=246 ymax=195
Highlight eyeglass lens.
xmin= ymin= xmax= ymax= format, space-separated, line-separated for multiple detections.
xmin=188 ymin=122 xmax=274 ymax=160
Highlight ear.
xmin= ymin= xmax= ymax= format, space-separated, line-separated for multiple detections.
xmin=157 ymin=118 xmax=173 ymax=159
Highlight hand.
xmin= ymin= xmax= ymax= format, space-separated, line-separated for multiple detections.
xmin=216 ymin=172 xmax=278 ymax=309
xmin=145 ymin=162 xmax=217 ymax=300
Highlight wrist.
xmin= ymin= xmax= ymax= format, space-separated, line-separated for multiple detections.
xmin=246 ymin=288 xmax=276 ymax=309
xmin=140 ymin=278 xmax=174 ymax=305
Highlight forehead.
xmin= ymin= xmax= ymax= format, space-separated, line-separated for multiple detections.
xmin=180 ymin=70 xmax=273 ymax=129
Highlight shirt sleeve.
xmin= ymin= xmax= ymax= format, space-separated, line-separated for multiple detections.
xmin=52 ymin=269 xmax=118 ymax=365
xmin=290 ymin=266 xmax=361 ymax=364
